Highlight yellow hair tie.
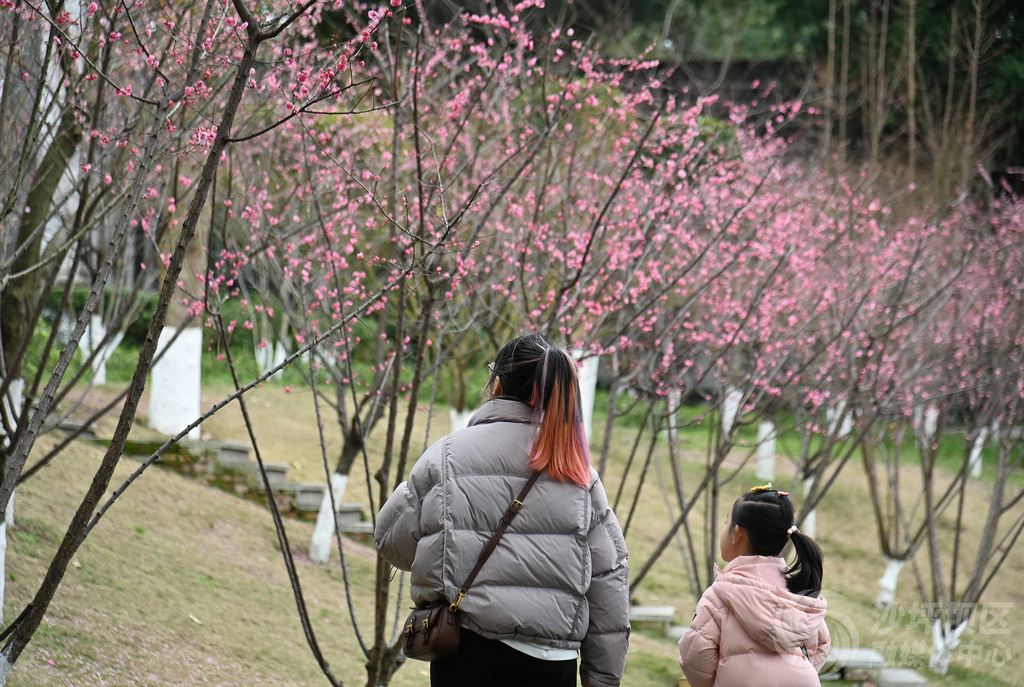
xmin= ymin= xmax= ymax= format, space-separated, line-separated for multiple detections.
xmin=751 ymin=482 xmax=773 ymax=492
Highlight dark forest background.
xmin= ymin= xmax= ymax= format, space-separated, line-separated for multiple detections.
xmin=411 ymin=0 xmax=1024 ymax=203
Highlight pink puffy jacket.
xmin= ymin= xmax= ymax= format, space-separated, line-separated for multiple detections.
xmin=678 ymin=556 xmax=830 ymax=687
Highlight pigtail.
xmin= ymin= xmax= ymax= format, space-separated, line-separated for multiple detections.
xmin=528 ymin=347 xmax=591 ymax=486
xmin=785 ymin=530 xmax=824 ymax=598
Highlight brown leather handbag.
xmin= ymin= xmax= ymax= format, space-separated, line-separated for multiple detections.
xmin=402 ymin=471 xmax=541 ymax=661
xmin=402 ymin=602 xmax=461 ymax=661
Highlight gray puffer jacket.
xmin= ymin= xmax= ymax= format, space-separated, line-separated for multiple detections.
xmin=374 ymin=398 xmax=630 ymax=687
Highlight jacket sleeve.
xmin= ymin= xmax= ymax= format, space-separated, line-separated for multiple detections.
xmin=373 ymin=479 xmax=421 ymax=571
xmin=373 ymin=441 xmax=442 ymax=571
xmin=678 ymin=590 xmax=722 ymax=687
xmin=807 ymin=613 xmax=832 ymax=670
xmin=579 ymin=476 xmax=630 ymax=687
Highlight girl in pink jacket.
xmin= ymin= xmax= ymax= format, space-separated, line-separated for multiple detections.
xmin=679 ymin=484 xmax=830 ymax=687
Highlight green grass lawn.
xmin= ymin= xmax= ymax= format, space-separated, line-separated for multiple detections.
xmin=5 ymin=379 xmax=1022 ymax=686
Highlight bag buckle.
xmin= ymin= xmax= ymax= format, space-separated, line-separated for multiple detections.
xmin=450 ymin=589 xmax=467 ymax=612
xmin=510 ymin=499 xmax=523 ymax=512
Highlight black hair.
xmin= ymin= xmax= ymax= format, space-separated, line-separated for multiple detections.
xmin=730 ymin=488 xmax=824 ymax=597
xmin=488 ymin=335 xmax=590 ymax=485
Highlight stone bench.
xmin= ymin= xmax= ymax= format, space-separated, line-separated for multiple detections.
xmin=878 ymin=667 xmax=928 ymax=687
xmin=338 ymin=520 xmax=374 ymax=535
xmin=629 ymin=605 xmax=676 ymax=634
xmin=825 ymin=647 xmax=886 ymax=681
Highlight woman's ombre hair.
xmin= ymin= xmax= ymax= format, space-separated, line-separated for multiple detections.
xmin=489 ymin=335 xmax=591 ymax=486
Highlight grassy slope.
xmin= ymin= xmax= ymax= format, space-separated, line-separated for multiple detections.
xmin=5 ymin=383 xmax=1022 ymax=686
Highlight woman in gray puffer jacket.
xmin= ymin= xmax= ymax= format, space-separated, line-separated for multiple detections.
xmin=375 ymin=335 xmax=630 ymax=687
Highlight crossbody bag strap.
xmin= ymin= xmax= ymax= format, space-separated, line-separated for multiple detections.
xmin=449 ymin=470 xmax=542 ymax=611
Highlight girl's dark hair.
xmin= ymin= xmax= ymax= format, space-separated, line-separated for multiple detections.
xmin=731 ymin=488 xmax=824 ymax=597
xmin=489 ymin=335 xmax=590 ymax=486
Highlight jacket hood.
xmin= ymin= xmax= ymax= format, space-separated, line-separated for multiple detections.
xmin=714 ymin=556 xmax=827 ymax=653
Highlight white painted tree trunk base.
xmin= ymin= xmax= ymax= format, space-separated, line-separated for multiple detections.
xmin=968 ymin=423 xmax=996 ymax=479
xmin=802 ymin=475 xmax=817 ymax=539
xmin=1 ymin=378 xmax=23 ymax=450
xmin=756 ymin=420 xmax=776 ymax=481
xmin=875 ymin=556 xmax=906 ymax=608
xmin=929 ymin=619 xmax=967 ymax=674
xmin=82 ymin=315 xmax=124 ymax=387
xmin=664 ymin=388 xmax=682 ymax=445
xmin=449 ymin=408 xmax=473 ymax=432
xmin=913 ymin=405 xmax=939 ymax=449
xmin=2 ymin=493 xmax=14 ymax=620
xmin=721 ymin=386 xmax=742 ymax=436
xmin=578 ymin=356 xmax=599 ymax=440
xmin=0 ymin=378 xmax=23 ymax=625
xmin=827 ymin=402 xmax=852 ymax=439
xmin=84 ymin=315 xmax=108 ymax=385
xmin=255 ymin=339 xmax=289 ymax=380
xmin=0 ymin=520 xmax=6 ymax=625
xmin=309 ymin=474 xmax=349 ymax=566
xmin=149 ymin=327 xmax=202 ymax=439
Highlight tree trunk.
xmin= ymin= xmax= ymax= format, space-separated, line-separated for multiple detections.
xmin=578 ymin=355 xmax=599 ymax=441
xmin=0 ymin=379 xmax=20 ymax=624
xmin=309 ymin=425 xmax=364 ymax=565
xmin=913 ymin=404 xmax=939 ymax=450
xmin=802 ymin=475 xmax=817 ymax=538
xmin=968 ymin=425 xmax=989 ymax=478
xmin=665 ymin=388 xmax=702 ymax=599
xmin=961 ymin=0 xmax=983 ymax=191
xmin=149 ymin=327 xmax=202 ymax=440
xmin=0 ymin=1 xmax=258 ymax=666
xmin=907 ymin=0 xmax=918 ymax=184
xmin=839 ymin=0 xmax=851 ymax=163
xmin=929 ymin=618 xmax=967 ymax=674
xmin=823 ymin=0 xmax=836 ymax=158
xmin=721 ymin=386 xmax=742 ymax=436
xmin=876 ymin=555 xmax=907 ymax=608
xmin=1 ymin=107 xmax=82 ymax=382
xmin=449 ymin=407 xmax=473 ymax=432
xmin=827 ymin=401 xmax=852 ymax=439
xmin=81 ymin=315 xmax=126 ymax=387
xmin=598 ymin=353 xmax=623 ymax=476
xmin=756 ymin=419 xmax=776 ymax=481
xmin=309 ymin=473 xmax=349 ymax=566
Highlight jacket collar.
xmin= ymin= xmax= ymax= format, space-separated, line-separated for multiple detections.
xmin=468 ymin=397 xmax=534 ymax=427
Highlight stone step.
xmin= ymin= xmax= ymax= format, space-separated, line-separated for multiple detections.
xmin=49 ymin=416 xmax=97 ymax=438
xmin=292 ymin=483 xmax=326 ymax=511
xmin=248 ymin=462 xmax=291 ymax=490
xmin=336 ymin=502 xmax=365 ymax=524
xmin=199 ymin=439 xmax=253 ymax=467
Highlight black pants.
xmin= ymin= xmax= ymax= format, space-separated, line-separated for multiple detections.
xmin=430 ymin=627 xmax=577 ymax=687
